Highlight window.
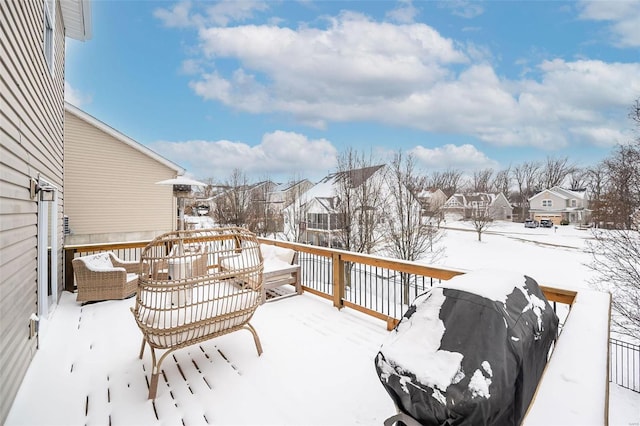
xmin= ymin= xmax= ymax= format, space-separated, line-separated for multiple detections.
xmin=570 ymin=199 xmax=577 ymax=207
xmin=307 ymin=213 xmax=328 ymax=230
xmin=44 ymin=0 xmax=56 ymax=74
xmin=542 ymin=199 xmax=553 ymax=207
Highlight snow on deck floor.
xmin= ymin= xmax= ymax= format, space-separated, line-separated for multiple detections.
xmin=6 ymin=291 xmax=395 ymax=425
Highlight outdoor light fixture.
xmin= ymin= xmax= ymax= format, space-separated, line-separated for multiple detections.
xmin=30 ymin=177 xmax=55 ymax=201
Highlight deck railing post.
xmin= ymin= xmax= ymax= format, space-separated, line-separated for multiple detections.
xmin=332 ymin=252 xmax=344 ymax=309
xmin=64 ymin=248 xmax=76 ymax=292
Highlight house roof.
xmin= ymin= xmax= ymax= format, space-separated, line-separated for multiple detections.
xmin=303 ymin=196 xmax=337 ymax=213
xmin=65 ymin=102 xmax=185 ymax=175
xmin=445 ymin=193 xmax=504 ymax=207
xmin=530 ymin=187 xmax=587 ymax=202
xmin=323 ymin=164 xmax=385 ymax=188
xmin=60 ymin=0 xmax=92 ymax=41
xmin=272 ymin=179 xmax=311 ymax=193
xmin=417 ymin=188 xmax=445 ymax=199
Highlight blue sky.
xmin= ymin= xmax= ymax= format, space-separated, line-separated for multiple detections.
xmin=65 ymin=0 xmax=640 ymax=183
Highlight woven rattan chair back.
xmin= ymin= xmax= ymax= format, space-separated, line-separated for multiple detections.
xmin=131 ymin=227 xmax=264 ymax=399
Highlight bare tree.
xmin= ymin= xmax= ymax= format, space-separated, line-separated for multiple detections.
xmin=283 ymin=176 xmax=312 ymax=243
xmin=587 ymin=229 xmax=640 ymax=339
xmin=538 ymin=156 xmax=575 ymax=190
xmin=600 ymin=143 xmax=640 ymax=228
xmin=512 ymin=161 xmax=540 ymax=221
xmin=246 ymin=178 xmax=278 ymax=237
xmin=384 ymin=151 xmax=444 ymax=304
xmin=469 ymin=201 xmax=493 ymax=242
xmin=587 ymin=98 xmax=640 ymax=340
xmin=214 ymin=168 xmax=251 ymax=227
xmin=567 ymin=167 xmax=588 ymax=190
xmin=427 ymin=168 xmax=464 ymax=197
xmin=334 ymin=148 xmax=386 ymax=254
xmin=491 ymin=167 xmax=512 ymax=196
xmin=471 ymin=168 xmax=494 ymax=192
xmin=586 ymin=163 xmax=608 ymax=226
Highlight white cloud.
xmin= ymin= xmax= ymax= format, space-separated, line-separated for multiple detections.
xmin=153 ymin=1 xmax=196 ymax=28
xmin=154 ymin=0 xmax=268 ymax=28
xmin=578 ymin=0 xmax=640 ymax=47
xmin=440 ymin=0 xmax=485 ymax=19
xmin=410 ymin=144 xmax=498 ymax=170
xmin=162 ymin=5 xmax=640 ymax=151
xmin=386 ymin=0 xmax=419 ymax=24
xmin=64 ymin=81 xmax=91 ymax=106
xmin=148 ymin=131 xmax=337 ymax=181
xmin=204 ymin=0 xmax=269 ymax=26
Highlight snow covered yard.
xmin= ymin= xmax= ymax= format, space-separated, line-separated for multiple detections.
xmin=6 ymin=219 xmax=640 ymax=425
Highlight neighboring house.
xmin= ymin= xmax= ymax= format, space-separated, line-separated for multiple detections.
xmin=443 ymin=193 xmax=513 ymax=221
xmin=284 ymin=165 xmax=388 ymax=247
xmin=64 ymin=103 xmax=184 ymax=244
xmin=529 ymin=186 xmax=590 ymax=225
xmin=268 ymin=179 xmax=314 ymax=211
xmin=0 ymin=1 xmax=92 ymax=423
xmin=266 ymin=179 xmax=314 ymax=232
xmin=416 ymin=188 xmax=447 ymax=223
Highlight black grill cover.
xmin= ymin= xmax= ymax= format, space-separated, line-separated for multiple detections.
xmin=375 ymin=270 xmax=559 ymax=426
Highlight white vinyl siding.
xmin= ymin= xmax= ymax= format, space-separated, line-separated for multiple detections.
xmin=0 ymin=0 xmax=66 ymax=423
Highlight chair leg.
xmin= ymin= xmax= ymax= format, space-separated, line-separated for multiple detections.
xmin=245 ymin=323 xmax=263 ymax=355
xmin=147 ymin=349 xmax=171 ymax=399
xmin=149 ymin=371 xmax=160 ymax=400
xmin=139 ymin=339 xmax=146 ymax=359
xmin=295 ymin=271 xmax=302 ymax=295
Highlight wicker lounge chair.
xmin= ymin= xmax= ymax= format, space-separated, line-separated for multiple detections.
xmin=73 ymin=252 xmax=143 ymax=303
xmin=131 ymin=227 xmax=264 ymax=399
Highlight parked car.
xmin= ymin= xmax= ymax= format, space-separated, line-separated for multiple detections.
xmin=524 ymin=219 xmax=539 ymax=228
xmin=539 ymin=219 xmax=553 ymax=228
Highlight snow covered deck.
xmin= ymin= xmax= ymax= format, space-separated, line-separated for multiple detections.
xmin=6 ymin=291 xmax=397 ymax=425
xmin=9 ymin=224 xmax=621 ymax=426
xmin=6 ymin=284 xmax=614 ymax=426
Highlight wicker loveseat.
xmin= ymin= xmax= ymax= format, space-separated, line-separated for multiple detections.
xmin=131 ymin=227 xmax=264 ymax=399
xmin=73 ymin=252 xmax=143 ymax=303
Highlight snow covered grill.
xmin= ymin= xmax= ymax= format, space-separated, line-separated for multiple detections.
xmin=375 ymin=270 xmax=559 ymax=426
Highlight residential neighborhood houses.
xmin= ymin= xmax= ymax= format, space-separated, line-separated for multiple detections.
xmin=190 ymin=168 xmax=598 ymax=240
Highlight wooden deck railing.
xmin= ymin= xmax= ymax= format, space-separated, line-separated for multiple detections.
xmin=65 ymin=238 xmax=575 ymax=327
xmin=64 ymin=236 xmax=611 ymax=425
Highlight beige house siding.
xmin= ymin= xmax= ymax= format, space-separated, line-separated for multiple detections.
xmin=529 ymin=191 xmax=566 ymax=211
xmin=64 ymin=107 xmax=183 ymax=244
xmin=0 ymin=0 xmax=69 ymax=422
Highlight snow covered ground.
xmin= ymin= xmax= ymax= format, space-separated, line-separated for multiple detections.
xmin=6 ymin=219 xmax=639 ymax=425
